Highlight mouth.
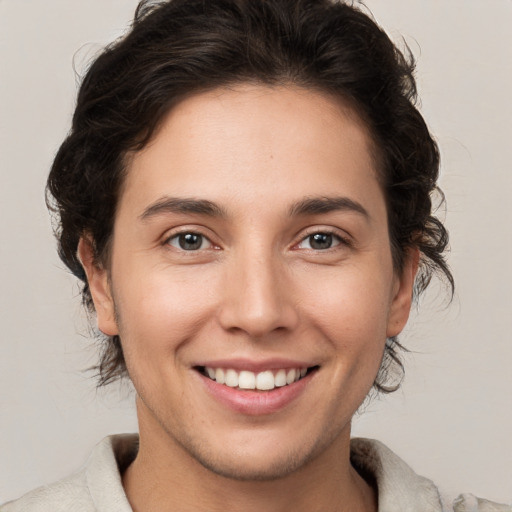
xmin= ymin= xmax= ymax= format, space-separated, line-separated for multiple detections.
xmin=195 ymin=365 xmax=319 ymax=392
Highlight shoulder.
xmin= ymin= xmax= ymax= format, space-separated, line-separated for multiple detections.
xmin=1 ymin=471 xmax=93 ymax=512
xmin=442 ymin=493 xmax=511 ymax=512
xmin=350 ymin=438 xmax=511 ymax=512
xmin=1 ymin=434 xmax=137 ymax=512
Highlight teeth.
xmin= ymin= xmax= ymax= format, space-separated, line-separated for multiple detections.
xmin=238 ymin=371 xmax=256 ymax=389
xmin=274 ymin=369 xmax=287 ymax=387
xmin=204 ymin=366 xmax=310 ymax=391
xmin=225 ymin=369 xmax=239 ymax=388
xmin=215 ymin=368 xmax=225 ymax=384
xmin=256 ymin=370 xmax=274 ymax=390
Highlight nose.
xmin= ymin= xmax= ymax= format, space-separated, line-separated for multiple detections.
xmin=217 ymin=249 xmax=299 ymax=338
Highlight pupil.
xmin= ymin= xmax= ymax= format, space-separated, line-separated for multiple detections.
xmin=310 ymin=233 xmax=332 ymax=250
xmin=179 ymin=233 xmax=202 ymax=250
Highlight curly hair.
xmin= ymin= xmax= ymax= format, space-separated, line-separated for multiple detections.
xmin=47 ymin=0 xmax=453 ymax=391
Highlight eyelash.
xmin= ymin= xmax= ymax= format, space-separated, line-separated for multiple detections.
xmin=165 ymin=230 xmax=216 ymax=251
xmin=164 ymin=228 xmax=351 ymax=253
xmin=294 ymin=228 xmax=352 ymax=252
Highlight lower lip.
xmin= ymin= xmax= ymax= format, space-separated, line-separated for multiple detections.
xmin=200 ymin=372 xmax=314 ymax=416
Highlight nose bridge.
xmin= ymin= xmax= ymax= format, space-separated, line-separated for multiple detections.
xmin=218 ymin=239 xmax=297 ymax=336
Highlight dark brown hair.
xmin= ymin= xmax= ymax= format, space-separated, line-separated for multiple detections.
xmin=47 ymin=0 xmax=453 ymax=391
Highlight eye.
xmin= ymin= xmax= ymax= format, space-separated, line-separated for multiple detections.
xmin=167 ymin=232 xmax=212 ymax=251
xmin=297 ymin=232 xmax=343 ymax=250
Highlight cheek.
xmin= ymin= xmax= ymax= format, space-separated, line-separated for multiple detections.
xmin=298 ymin=262 xmax=394 ymax=342
xmin=295 ymin=260 xmax=395 ymax=398
xmin=112 ymin=263 xmax=219 ymax=363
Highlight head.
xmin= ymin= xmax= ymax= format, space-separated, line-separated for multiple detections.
xmin=48 ymin=0 xmax=452 ymax=395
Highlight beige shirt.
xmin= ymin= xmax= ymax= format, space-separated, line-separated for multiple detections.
xmin=2 ymin=435 xmax=510 ymax=512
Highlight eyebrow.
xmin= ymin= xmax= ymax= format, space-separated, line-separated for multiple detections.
xmin=288 ymin=196 xmax=370 ymax=219
xmin=139 ymin=195 xmax=369 ymax=222
xmin=139 ymin=197 xmax=226 ymax=221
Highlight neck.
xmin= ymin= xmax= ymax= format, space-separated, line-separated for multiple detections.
xmin=122 ymin=401 xmax=377 ymax=512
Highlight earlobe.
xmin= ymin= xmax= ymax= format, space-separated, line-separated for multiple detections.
xmin=386 ymin=248 xmax=420 ymax=338
xmin=77 ymin=237 xmax=119 ymax=336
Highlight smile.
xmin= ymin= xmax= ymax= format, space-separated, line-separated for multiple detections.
xmin=199 ymin=366 xmax=316 ymax=391
xmin=196 ymin=363 xmax=319 ymax=415
xmin=199 ymin=366 xmax=314 ymax=391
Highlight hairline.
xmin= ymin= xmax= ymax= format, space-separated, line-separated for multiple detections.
xmin=94 ymin=80 xmax=392 ymax=271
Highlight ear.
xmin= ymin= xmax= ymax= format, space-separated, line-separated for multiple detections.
xmin=386 ymin=247 xmax=420 ymax=338
xmin=77 ymin=237 xmax=119 ymax=336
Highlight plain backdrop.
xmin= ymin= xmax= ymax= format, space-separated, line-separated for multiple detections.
xmin=1 ymin=0 xmax=511 ymax=505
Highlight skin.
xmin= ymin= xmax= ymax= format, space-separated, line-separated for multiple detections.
xmin=79 ymin=84 xmax=418 ymax=512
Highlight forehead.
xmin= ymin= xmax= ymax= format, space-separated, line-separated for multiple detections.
xmin=120 ymin=84 xmax=382 ymax=219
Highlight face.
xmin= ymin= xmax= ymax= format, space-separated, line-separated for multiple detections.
xmin=82 ymin=85 xmax=416 ymax=480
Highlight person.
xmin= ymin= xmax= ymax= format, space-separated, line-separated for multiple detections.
xmin=2 ymin=0 xmax=510 ymax=510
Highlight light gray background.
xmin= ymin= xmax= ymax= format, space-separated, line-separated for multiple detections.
xmin=1 ymin=0 xmax=511 ymax=504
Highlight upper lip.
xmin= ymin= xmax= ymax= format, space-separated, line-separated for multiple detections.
xmin=193 ymin=358 xmax=318 ymax=373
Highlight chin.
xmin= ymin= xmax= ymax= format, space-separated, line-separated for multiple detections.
xmin=171 ymin=423 xmax=339 ymax=482
xmin=184 ymin=444 xmax=315 ymax=482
